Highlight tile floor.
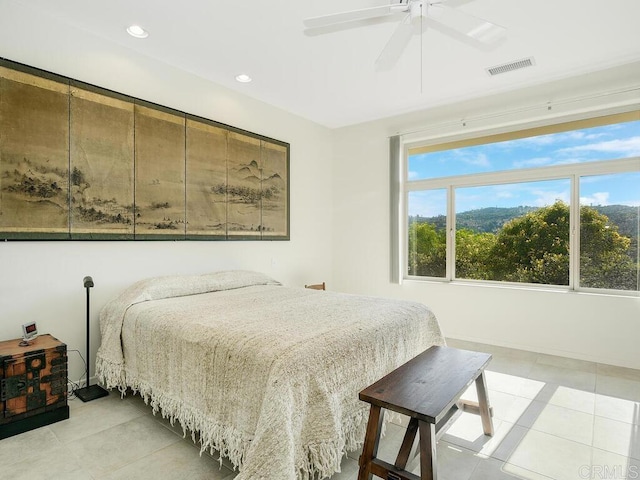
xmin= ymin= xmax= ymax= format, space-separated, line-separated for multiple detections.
xmin=1 ymin=339 xmax=639 ymax=480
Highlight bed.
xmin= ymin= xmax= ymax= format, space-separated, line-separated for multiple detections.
xmin=96 ymin=270 xmax=444 ymax=480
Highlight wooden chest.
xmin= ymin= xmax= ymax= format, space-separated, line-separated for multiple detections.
xmin=0 ymin=334 xmax=69 ymax=439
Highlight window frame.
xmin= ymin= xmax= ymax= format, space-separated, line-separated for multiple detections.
xmin=398 ymin=111 xmax=640 ymax=295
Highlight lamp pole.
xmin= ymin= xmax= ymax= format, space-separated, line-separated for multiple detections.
xmin=75 ymin=276 xmax=109 ymax=402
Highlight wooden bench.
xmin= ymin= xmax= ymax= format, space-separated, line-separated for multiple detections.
xmin=358 ymin=346 xmax=494 ymax=480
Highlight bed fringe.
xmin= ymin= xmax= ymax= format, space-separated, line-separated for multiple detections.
xmin=96 ymin=356 xmax=372 ymax=480
xmin=274 ymin=407 xmax=369 ymax=480
xmin=95 ymin=356 xmax=127 ymax=394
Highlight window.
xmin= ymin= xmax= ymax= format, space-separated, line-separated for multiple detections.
xmin=579 ymin=172 xmax=640 ymax=290
xmin=408 ymin=189 xmax=447 ymax=278
xmin=402 ymin=112 xmax=640 ymax=293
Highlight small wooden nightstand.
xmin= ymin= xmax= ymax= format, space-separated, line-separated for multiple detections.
xmin=0 ymin=334 xmax=69 ymax=440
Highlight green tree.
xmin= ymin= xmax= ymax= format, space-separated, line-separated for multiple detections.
xmin=579 ymin=206 xmax=637 ymax=290
xmin=490 ymin=201 xmax=570 ymax=285
xmin=409 ymin=201 xmax=637 ymax=290
xmin=490 ymin=201 xmax=636 ymax=289
xmin=408 ymin=221 xmax=446 ymax=277
xmin=455 ymin=229 xmax=496 ymax=280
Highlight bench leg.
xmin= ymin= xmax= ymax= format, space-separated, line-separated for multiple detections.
xmin=395 ymin=417 xmax=418 ymax=470
xmin=358 ymin=405 xmax=384 ymax=480
xmin=418 ymin=421 xmax=437 ymax=480
xmin=475 ymin=372 xmax=494 ymax=436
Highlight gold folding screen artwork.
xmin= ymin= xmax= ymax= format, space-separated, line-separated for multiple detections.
xmin=0 ymin=65 xmax=70 ymax=237
xmin=69 ymin=85 xmax=135 ymax=239
xmin=134 ymin=104 xmax=186 ymax=239
xmin=185 ymin=118 xmax=228 ymax=239
xmin=0 ymin=59 xmax=290 ymax=240
xmin=261 ymin=141 xmax=288 ymax=238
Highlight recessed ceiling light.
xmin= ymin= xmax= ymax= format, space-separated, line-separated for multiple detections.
xmin=126 ymin=25 xmax=149 ymax=39
xmin=235 ymin=74 xmax=252 ymax=83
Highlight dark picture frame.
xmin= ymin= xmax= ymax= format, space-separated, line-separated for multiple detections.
xmin=0 ymin=58 xmax=290 ymax=241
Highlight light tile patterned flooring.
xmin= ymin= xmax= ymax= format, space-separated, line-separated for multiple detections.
xmin=1 ymin=338 xmax=640 ymax=479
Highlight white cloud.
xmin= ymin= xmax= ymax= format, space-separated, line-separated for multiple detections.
xmin=512 ymin=157 xmax=553 ymax=168
xmin=452 ymin=149 xmax=491 ymax=168
xmin=408 ymin=191 xmax=446 ymax=217
xmin=558 ymin=136 xmax=640 ymax=156
xmin=530 ymin=189 xmax=569 ymax=207
xmin=580 ymin=192 xmax=610 ymax=206
xmin=582 ymin=132 xmax=609 ymax=141
xmin=494 ymin=190 xmax=515 ymax=199
xmin=408 ymin=170 xmax=419 ymax=180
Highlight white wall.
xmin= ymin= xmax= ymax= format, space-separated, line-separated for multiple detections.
xmin=0 ymin=5 xmax=334 ymax=383
xmin=332 ymin=62 xmax=640 ymax=369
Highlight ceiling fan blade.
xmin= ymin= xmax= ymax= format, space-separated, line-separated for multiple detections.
xmin=428 ymin=3 xmax=506 ymax=43
xmin=304 ymin=3 xmax=406 ymax=29
xmin=375 ymin=13 xmax=415 ymax=70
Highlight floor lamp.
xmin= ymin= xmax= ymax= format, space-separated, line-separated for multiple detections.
xmin=75 ymin=276 xmax=109 ymax=402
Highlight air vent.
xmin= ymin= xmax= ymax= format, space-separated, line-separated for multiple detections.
xmin=486 ymin=57 xmax=535 ymax=76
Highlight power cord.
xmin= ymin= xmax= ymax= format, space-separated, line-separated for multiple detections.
xmin=66 ymin=349 xmax=88 ymax=400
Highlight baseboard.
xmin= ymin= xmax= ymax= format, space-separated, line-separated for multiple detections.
xmin=445 ymin=334 xmax=640 ymax=370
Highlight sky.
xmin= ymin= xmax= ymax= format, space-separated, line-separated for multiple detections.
xmin=408 ymin=120 xmax=640 ymax=216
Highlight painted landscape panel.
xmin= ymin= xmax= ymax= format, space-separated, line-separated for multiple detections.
xmin=0 ymin=66 xmax=70 ymax=237
xmin=227 ymin=132 xmax=262 ymax=238
xmin=186 ymin=119 xmax=227 ymax=238
xmin=0 ymin=60 xmax=289 ymax=241
xmin=261 ymin=140 xmax=288 ymax=238
xmin=69 ymin=87 xmax=134 ymax=238
xmin=134 ymin=105 xmax=186 ymax=238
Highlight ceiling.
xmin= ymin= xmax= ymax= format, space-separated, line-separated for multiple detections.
xmin=3 ymin=0 xmax=640 ymax=128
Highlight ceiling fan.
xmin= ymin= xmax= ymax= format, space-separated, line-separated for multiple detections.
xmin=304 ymin=0 xmax=506 ymax=70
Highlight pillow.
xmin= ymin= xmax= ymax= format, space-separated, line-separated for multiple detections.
xmin=133 ymin=270 xmax=280 ymax=302
xmin=138 ymin=270 xmax=280 ymax=300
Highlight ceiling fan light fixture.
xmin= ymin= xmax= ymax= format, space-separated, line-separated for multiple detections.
xmin=305 ymin=0 xmax=508 ymax=72
xmin=126 ymin=24 xmax=149 ymax=39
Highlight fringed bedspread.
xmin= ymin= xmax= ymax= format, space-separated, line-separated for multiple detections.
xmin=96 ymin=271 xmax=444 ymax=480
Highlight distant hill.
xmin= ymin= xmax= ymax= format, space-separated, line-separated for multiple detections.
xmin=457 ymin=206 xmax=539 ymax=233
xmin=411 ymin=206 xmax=539 ymax=233
xmin=592 ymin=205 xmax=638 ymax=239
xmin=411 ymin=204 xmax=638 ymax=238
